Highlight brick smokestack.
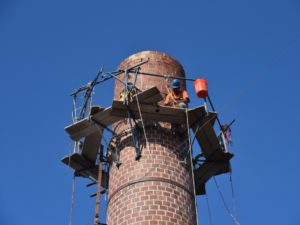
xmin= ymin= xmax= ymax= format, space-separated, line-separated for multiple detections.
xmin=107 ymin=51 xmax=197 ymax=225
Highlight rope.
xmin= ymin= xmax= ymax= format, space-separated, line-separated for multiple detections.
xmin=135 ymin=94 xmax=150 ymax=152
xmin=69 ymin=175 xmax=76 ymax=225
xmin=205 ymin=192 xmax=213 ymax=225
xmin=94 ymin=123 xmax=109 ymax=147
xmin=174 ymin=113 xmax=218 ymax=154
xmin=213 ymin=177 xmax=240 ymax=225
xmin=229 ymin=164 xmax=238 ymax=221
xmin=185 ymin=108 xmax=199 ymax=225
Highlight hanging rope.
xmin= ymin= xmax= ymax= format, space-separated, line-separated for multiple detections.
xmin=135 ymin=94 xmax=150 ymax=153
xmin=185 ymin=108 xmax=199 ymax=225
xmin=229 ymin=164 xmax=238 ymax=221
xmin=69 ymin=175 xmax=76 ymax=225
xmin=94 ymin=123 xmax=109 ymax=147
xmin=205 ymin=191 xmax=213 ymax=225
xmin=213 ymin=177 xmax=240 ymax=225
xmin=174 ymin=113 xmax=218 ymax=154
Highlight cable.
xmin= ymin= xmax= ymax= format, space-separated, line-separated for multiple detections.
xmin=69 ymin=175 xmax=76 ymax=225
xmin=229 ymin=164 xmax=238 ymax=221
xmin=174 ymin=113 xmax=218 ymax=154
xmin=135 ymin=94 xmax=150 ymax=153
xmin=213 ymin=177 xmax=240 ymax=225
xmin=185 ymin=108 xmax=199 ymax=225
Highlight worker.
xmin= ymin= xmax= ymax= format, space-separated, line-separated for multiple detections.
xmin=164 ymin=79 xmax=190 ymax=108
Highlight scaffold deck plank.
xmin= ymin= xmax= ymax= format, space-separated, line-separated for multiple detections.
xmin=65 ymin=87 xmax=163 ymax=141
xmin=192 ymin=116 xmax=234 ymax=162
xmin=82 ymin=129 xmax=103 ymax=163
xmin=65 ymin=107 xmax=120 ymax=141
xmin=111 ymin=101 xmax=187 ymax=124
xmin=61 ymin=153 xmax=98 ymax=179
xmin=194 ymin=161 xmax=231 ymax=195
xmin=187 ymin=106 xmax=217 ymax=127
xmin=61 ymin=153 xmax=109 ymax=189
xmin=133 ymin=86 xmax=163 ymax=103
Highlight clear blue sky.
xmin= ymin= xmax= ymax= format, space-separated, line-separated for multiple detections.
xmin=1 ymin=0 xmax=300 ymax=225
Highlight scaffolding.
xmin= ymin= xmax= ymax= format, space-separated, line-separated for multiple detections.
xmin=61 ymin=60 xmax=235 ymax=225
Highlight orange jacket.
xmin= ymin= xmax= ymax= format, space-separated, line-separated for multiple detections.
xmin=164 ymin=90 xmax=190 ymax=107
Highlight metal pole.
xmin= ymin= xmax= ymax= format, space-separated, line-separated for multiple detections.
xmin=136 ymin=71 xmax=195 ymax=81
xmin=94 ymin=146 xmax=104 ymax=225
xmin=93 ymin=160 xmax=102 ymax=225
xmin=207 ymin=95 xmax=222 ymax=129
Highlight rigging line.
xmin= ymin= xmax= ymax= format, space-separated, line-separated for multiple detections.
xmin=205 ymin=191 xmax=213 ymax=225
xmin=213 ymin=177 xmax=240 ymax=225
xmin=229 ymin=164 xmax=238 ymax=220
xmin=174 ymin=113 xmax=218 ymax=153
xmin=173 ymin=113 xmax=217 ymax=155
xmin=135 ymin=94 xmax=150 ymax=153
xmin=94 ymin=123 xmax=110 ymax=147
xmin=220 ymin=37 xmax=300 ymax=114
xmin=72 ymin=96 xmax=77 ymax=123
xmin=185 ymin=108 xmax=199 ymax=225
xmin=191 ymin=113 xmax=218 ymax=147
xmin=69 ymin=175 xmax=76 ymax=225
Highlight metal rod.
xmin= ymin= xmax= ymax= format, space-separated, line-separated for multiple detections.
xmin=136 ymin=71 xmax=195 ymax=81
xmin=207 ymin=95 xmax=222 ymax=128
xmin=133 ymin=68 xmax=139 ymax=87
xmin=72 ymin=95 xmax=77 ymax=123
xmin=222 ymin=119 xmax=236 ymax=132
xmin=70 ymin=68 xmax=103 ymax=96
xmin=70 ymin=59 xmax=194 ymax=97
xmin=93 ymin=160 xmax=103 ymax=225
xmin=91 ymin=118 xmax=116 ymax=135
xmin=86 ymin=181 xmax=97 ymax=187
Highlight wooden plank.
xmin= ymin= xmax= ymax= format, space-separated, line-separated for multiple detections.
xmin=188 ymin=106 xmax=217 ymax=127
xmin=133 ymin=86 xmax=163 ymax=104
xmin=61 ymin=153 xmax=109 ymax=189
xmin=65 ymin=107 xmax=121 ymax=141
xmin=111 ymin=101 xmax=221 ymax=127
xmin=91 ymin=107 xmax=122 ymax=127
xmin=191 ymin=110 xmax=234 ymax=162
xmin=90 ymin=106 xmax=104 ymax=115
xmin=111 ymin=101 xmax=187 ymax=124
xmin=192 ymin=119 xmax=224 ymax=161
xmin=61 ymin=153 xmax=98 ymax=179
xmin=65 ymin=119 xmax=95 ymax=141
xmin=82 ymin=130 xmax=103 ymax=163
xmin=198 ymin=184 xmax=206 ymax=195
xmin=194 ymin=162 xmax=231 ymax=195
xmin=141 ymin=92 xmax=164 ymax=104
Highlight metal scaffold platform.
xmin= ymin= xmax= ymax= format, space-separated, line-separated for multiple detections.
xmin=62 ymin=86 xmax=233 ymax=195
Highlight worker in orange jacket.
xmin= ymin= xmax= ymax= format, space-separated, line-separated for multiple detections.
xmin=164 ymin=79 xmax=190 ymax=108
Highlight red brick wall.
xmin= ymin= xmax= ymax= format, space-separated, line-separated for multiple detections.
xmin=107 ymin=51 xmax=197 ymax=225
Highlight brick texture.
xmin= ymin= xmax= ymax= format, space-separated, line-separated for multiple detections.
xmin=107 ymin=51 xmax=197 ymax=225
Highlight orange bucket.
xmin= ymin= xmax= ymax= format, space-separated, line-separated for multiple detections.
xmin=194 ymin=78 xmax=208 ymax=98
